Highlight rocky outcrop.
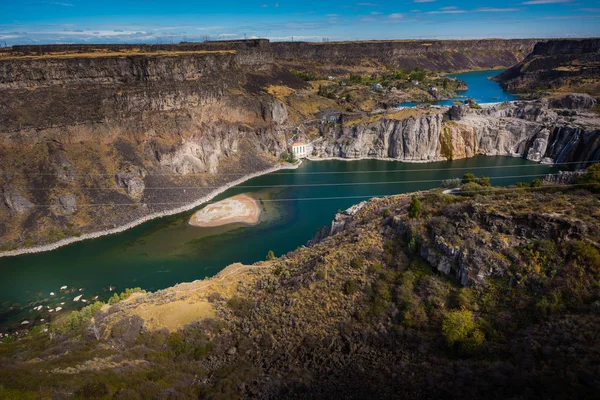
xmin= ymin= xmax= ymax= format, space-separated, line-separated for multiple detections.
xmin=115 ymin=167 xmax=147 ymax=200
xmin=496 ymin=38 xmax=600 ymax=95
xmin=51 ymin=194 xmax=78 ymax=215
xmin=2 ymin=187 xmax=34 ymax=214
xmin=312 ymin=102 xmax=600 ymax=167
xmin=308 ymin=202 xmax=367 ymax=245
xmin=314 ymin=113 xmax=443 ymax=160
xmin=550 ymin=93 xmax=597 ymax=110
xmin=543 ymin=170 xmax=586 ymax=184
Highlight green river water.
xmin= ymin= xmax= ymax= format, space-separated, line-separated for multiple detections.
xmin=0 ymin=156 xmax=557 ymax=329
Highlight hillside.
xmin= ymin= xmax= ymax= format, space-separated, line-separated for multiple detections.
xmin=496 ymin=38 xmax=600 ymax=96
xmin=1 ymin=175 xmax=599 ymax=398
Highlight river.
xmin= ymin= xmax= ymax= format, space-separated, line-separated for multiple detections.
xmin=0 ymin=157 xmax=557 ymax=329
xmin=0 ymin=69 xmax=546 ymax=330
xmin=399 ymin=69 xmax=517 ymax=107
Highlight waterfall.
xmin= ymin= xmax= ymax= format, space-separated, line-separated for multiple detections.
xmin=555 ymin=128 xmax=580 ymax=163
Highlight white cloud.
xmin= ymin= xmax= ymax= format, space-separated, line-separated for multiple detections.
xmin=413 ymin=0 xmax=435 ymax=2
xmin=521 ymin=0 xmax=572 ymax=4
xmin=578 ymin=8 xmax=600 ymax=12
xmin=475 ymin=7 xmax=521 ymax=12
xmin=370 ymin=11 xmax=382 ymax=15
xmin=326 ymin=14 xmax=340 ymax=17
xmin=49 ymin=2 xmax=74 ymax=6
xmin=426 ymin=6 xmax=465 ymax=14
xmin=357 ymin=2 xmax=380 ymax=6
xmin=389 ymin=13 xmax=404 ymax=19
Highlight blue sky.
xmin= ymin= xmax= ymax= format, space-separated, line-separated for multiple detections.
xmin=1 ymin=0 xmax=599 ymax=45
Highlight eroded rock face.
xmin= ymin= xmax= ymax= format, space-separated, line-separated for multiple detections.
xmin=115 ymin=167 xmax=147 ymax=200
xmin=315 ymin=113 xmax=443 ymax=160
xmin=313 ymin=102 xmax=600 ymax=167
xmin=156 ymin=129 xmax=240 ymax=175
xmin=550 ymin=93 xmax=597 ymax=110
xmin=2 ymin=187 xmax=34 ymax=214
xmin=51 ymin=194 xmax=78 ymax=215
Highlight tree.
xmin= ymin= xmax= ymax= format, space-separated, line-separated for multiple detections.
xmin=408 ymin=195 xmax=422 ymax=219
xmin=442 ymin=309 xmax=485 ymax=351
xmin=463 ymin=173 xmax=476 ymax=184
xmin=266 ymin=250 xmax=275 ymax=260
xmin=476 ymin=176 xmax=491 ymax=187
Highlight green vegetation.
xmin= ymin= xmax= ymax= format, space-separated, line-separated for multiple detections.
xmin=408 ymin=195 xmax=422 ymax=218
xmin=279 ymin=151 xmax=298 ymax=164
xmin=579 ymin=162 xmax=600 ymax=192
xmin=59 ymin=301 xmax=104 ymax=334
xmin=350 ymin=257 xmax=364 ymax=269
xmin=442 ymin=309 xmax=485 ymax=352
xmin=266 ymin=250 xmax=275 ymax=260
xmin=108 ymin=287 xmax=146 ymax=305
xmin=382 ymin=208 xmax=392 ymax=218
xmin=291 ymin=70 xmax=320 ymax=81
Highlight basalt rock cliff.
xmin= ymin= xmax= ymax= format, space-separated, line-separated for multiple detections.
xmin=496 ymin=38 xmax=600 ymax=96
xmin=0 ymin=41 xmax=301 ymax=251
xmin=272 ymin=39 xmax=540 ymax=74
xmin=312 ymin=100 xmax=600 ymax=167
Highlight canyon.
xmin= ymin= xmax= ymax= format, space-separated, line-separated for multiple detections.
xmin=0 ymin=38 xmax=599 ymax=253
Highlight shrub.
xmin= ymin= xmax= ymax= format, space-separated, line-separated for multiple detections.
xmin=462 ymin=173 xmax=476 ymax=184
xmin=60 ymin=301 xmax=105 ymax=334
xmin=408 ymin=195 xmax=422 ymax=218
xmin=530 ymin=178 xmax=543 ymax=188
xmin=351 ymin=257 xmax=364 ymax=269
xmin=460 ymin=182 xmax=490 ymax=196
xmin=227 ymin=296 xmax=254 ymax=317
xmin=476 ymin=176 xmax=491 ymax=187
xmin=382 ymin=208 xmax=392 ymax=218
xmin=441 ymin=178 xmax=462 ymax=189
xmin=266 ymin=250 xmax=275 ymax=260
xmin=579 ymin=162 xmax=600 ymax=192
xmin=344 ymin=279 xmax=360 ymax=295
xmin=442 ymin=309 xmax=485 ymax=352
xmin=368 ymin=264 xmax=382 ymax=274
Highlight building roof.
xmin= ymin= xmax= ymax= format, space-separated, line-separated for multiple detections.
xmin=291 ymin=142 xmax=306 ymax=147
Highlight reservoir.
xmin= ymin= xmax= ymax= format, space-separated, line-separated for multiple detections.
xmin=0 ymin=156 xmax=557 ymax=329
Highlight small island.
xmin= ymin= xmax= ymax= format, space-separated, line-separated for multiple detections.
xmin=189 ymin=194 xmax=261 ymax=227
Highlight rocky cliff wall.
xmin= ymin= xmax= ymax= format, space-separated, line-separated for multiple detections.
xmin=312 ymin=102 xmax=600 ymax=168
xmin=496 ymin=38 xmax=600 ymax=95
xmin=272 ymin=39 xmax=540 ymax=72
xmin=0 ymin=46 xmax=302 ymax=250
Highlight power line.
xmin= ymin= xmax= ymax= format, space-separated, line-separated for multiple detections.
xmin=21 ymin=173 xmax=558 ymax=191
xmin=3 ymin=160 xmax=595 ymax=178
xmin=18 ymin=181 xmax=594 ymax=208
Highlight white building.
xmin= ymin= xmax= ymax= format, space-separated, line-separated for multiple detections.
xmin=291 ymin=142 xmax=311 ymax=158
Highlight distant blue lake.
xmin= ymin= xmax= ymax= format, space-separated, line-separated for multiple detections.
xmin=399 ymin=69 xmax=517 ymax=107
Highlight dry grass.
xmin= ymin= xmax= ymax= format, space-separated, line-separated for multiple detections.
xmin=344 ymin=107 xmax=438 ymax=127
xmin=132 ymin=300 xmax=215 ymax=331
xmin=0 ymin=49 xmax=236 ymax=60
xmin=266 ymin=85 xmax=296 ymax=100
